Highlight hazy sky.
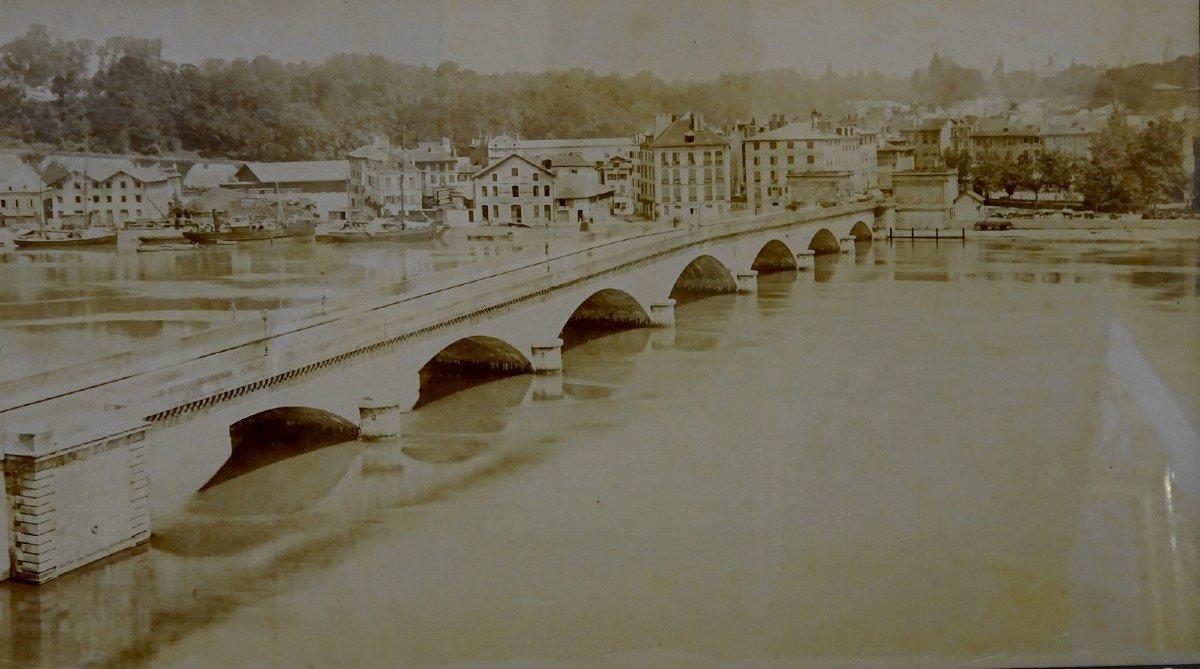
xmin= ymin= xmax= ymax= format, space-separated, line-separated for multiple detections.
xmin=1 ymin=0 xmax=1196 ymax=80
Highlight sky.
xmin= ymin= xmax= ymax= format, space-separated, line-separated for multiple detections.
xmin=0 ymin=0 xmax=1196 ymax=80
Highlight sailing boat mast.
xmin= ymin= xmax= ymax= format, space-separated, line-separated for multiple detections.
xmin=400 ymin=125 xmax=407 ymax=220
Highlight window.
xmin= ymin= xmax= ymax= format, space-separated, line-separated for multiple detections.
xmin=543 ymin=185 xmax=550 ymax=197
xmin=492 ymin=205 xmax=499 ymax=218
xmin=136 ymin=195 xmax=142 ymax=203
xmin=806 ymin=141 xmax=814 ymax=150
xmin=511 ymin=167 xmax=519 ymax=177
xmin=769 ymin=156 xmax=776 ymax=165
xmin=512 ymin=185 xmax=520 ymax=197
xmin=121 ymin=195 xmax=127 ymax=203
xmin=492 ymin=174 xmax=498 ymax=181
xmin=75 ymin=196 xmax=81 ymax=204
xmin=788 ymin=156 xmax=795 ymax=164
xmin=807 ymin=156 xmax=814 ymax=165
xmin=769 ymin=141 xmax=776 ymax=150
xmin=120 ymin=181 xmax=127 ymax=189
xmin=533 ymin=173 xmax=539 ymax=182
xmin=787 ymin=141 xmax=794 ymax=149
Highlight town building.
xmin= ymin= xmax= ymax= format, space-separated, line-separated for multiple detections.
xmin=0 ymin=156 xmax=46 ymax=224
xmin=742 ymin=112 xmax=876 ymax=212
xmin=599 ymin=155 xmax=634 ymax=215
xmin=472 ymin=153 xmax=557 ymax=226
xmin=877 ymin=141 xmax=916 ymax=192
xmin=229 ymin=161 xmax=349 ymax=220
xmin=970 ymin=118 xmax=1043 ymax=160
xmin=950 ymin=117 xmax=976 ymax=152
xmin=897 ymin=118 xmax=952 ymax=168
xmin=348 ymin=138 xmax=472 ymax=216
xmin=40 ymin=157 xmax=182 ymax=227
xmin=633 ymin=112 xmax=732 ymax=222
xmin=554 ymin=172 xmax=614 ymax=225
xmin=1039 ymin=118 xmax=1099 ymax=160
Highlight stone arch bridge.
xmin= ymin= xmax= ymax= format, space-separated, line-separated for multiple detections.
xmin=0 ymin=201 xmax=884 ymax=583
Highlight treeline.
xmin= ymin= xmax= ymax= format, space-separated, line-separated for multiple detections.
xmin=944 ymin=115 xmax=1190 ymax=211
xmin=0 ymin=24 xmax=1195 ymax=162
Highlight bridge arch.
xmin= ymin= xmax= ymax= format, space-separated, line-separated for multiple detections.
xmin=750 ymin=239 xmax=798 ymax=274
xmin=669 ymin=254 xmax=737 ymax=299
xmin=807 ymin=228 xmax=840 ymax=255
xmin=205 ymin=406 xmax=360 ymax=489
xmin=416 ymin=335 xmax=533 ymax=408
xmin=850 ymin=221 xmax=873 ymax=241
xmin=559 ymin=288 xmax=651 ymax=345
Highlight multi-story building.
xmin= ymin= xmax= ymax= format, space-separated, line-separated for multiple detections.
xmin=632 ymin=112 xmax=731 ymax=222
xmin=970 ymin=118 xmax=1043 ymax=160
xmin=348 ymin=138 xmax=472 ymax=215
xmin=950 ymin=117 xmax=976 ymax=152
xmin=599 ymin=155 xmax=634 ymax=215
xmin=897 ymin=118 xmax=952 ymax=168
xmin=472 ymin=153 xmax=557 ymax=226
xmin=40 ymin=157 xmax=181 ymax=227
xmin=1039 ymin=118 xmax=1100 ymax=160
xmin=877 ymin=141 xmax=916 ymax=192
xmin=0 ymin=156 xmax=46 ymax=224
xmin=742 ymin=114 xmax=876 ymax=212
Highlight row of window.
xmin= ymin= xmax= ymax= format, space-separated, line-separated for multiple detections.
xmin=480 ymin=185 xmax=552 ymax=198
xmin=0 ymin=198 xmax=36 ymax=209
xmin=56 ymin=194 xmax=143 ymax=204
xmin=658 ymin=150 xmax=725 ymax=166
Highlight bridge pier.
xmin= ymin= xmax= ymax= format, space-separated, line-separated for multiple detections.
xmin=648 ymin=299 xmax=676 ymax=328
xmin=1 ymin=422 xmax=151 ymax=583
xmin=359 ymin=397 xmax=402 ymax=441
xmin=530 ymin=339 xmax=564 ymax=373
xmin=735 ymin=270 xmax=759 ymax=294
xmin=839 ymin=237 xmax=855 ymax=254
xmin=796 ymin=250 xmax=816 ymax=270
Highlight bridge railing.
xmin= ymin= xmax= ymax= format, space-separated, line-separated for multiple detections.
xmin=0 ymin=200 xmax=880 ymax=420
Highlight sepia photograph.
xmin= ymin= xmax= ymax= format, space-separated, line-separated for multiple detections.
xmin=0 ymin=0 xmax=1198 ymax=667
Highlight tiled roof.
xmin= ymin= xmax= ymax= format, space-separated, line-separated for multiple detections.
xmin=518 ymin=137 xmax=633 ymax=149
xmin=647 ymin=114 xmax=728 ymax=148
xmin=555 ymin=172 xmax=612 ymax=200
xmin=39 ymin=156 xmax=175 ymax=184
xmin=0 ymin=155 xmax=43 ymax=190
xmin=543 ymin=152 xmax=592 ymax=168
xmin=347 ymin=145 xmax=390 ymax=161
xmin=239 ymin=160 xmax=348 ymax=184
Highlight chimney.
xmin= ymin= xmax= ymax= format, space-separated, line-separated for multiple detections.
xmin=811 ymin=109 xmax=821 ymax=129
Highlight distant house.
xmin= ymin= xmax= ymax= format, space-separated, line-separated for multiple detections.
xmin=229 ymin=161 xmax=349 ymax=220
xmin=476 ymin=134 xmax=636 ymax=165
xmin=472 ymin=153 xmax=557 ymax=226
xmin=951 ymin=190 xmax=985 ymax=220
xmin=554 ymin=172 xmax=613 ymax=225
xmin=897 ymin=118 xmax=952 ymax=169
xmin=0 ymin=156 xmax=46 ymax=224
xmin=599 ymin=155 xmax=634 ymax=215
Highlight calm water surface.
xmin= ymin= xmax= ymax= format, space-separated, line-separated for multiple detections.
xmin=1 ymin=237 xmax=1198 ymax=668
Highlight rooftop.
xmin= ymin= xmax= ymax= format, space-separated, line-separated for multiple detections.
xmin=238 ymin=160 xmax=348 ymax=184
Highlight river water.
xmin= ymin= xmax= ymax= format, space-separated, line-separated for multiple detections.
xmin=1 ymin=236 xmax=1198 ymax=668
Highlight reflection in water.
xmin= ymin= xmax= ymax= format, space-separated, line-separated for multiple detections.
xmin=2 ymin=239 xmax=1199 ymax=668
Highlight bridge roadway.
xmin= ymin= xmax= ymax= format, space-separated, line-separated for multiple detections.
xmin=0 ymin=200 xmax=885 ymax=583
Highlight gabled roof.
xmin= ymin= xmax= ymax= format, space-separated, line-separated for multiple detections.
xmin=956 ymin=191 xmax=985 ymax=203
xmin=38 ymin=156 xmax=174 ymax=184
xmin=647 ymin=114 xmax=728 ymax=148
xmin=474 ymin=152 xmax=555 ymax=178
xmin=517 ymin=137 xmax=633 ymax=149
xmin=555 ymin=172 xmax=612 ymax=200
xmin=347 ymin=144 xmax=390 ymax=161
xmin=238 ymin=160 xmax=348 ymax=184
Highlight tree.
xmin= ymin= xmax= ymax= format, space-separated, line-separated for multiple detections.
xmin=973 ymin=150 xmax=1003 ymax=198
xmin=1131 ymin=118 xmax=1189 ymax=211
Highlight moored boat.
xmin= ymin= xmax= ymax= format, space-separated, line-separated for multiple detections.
xmin=326 ymin=219 xmax=448 ymax=243
xmin=182 ymin=217 xmax=316 ymax=245
xmin=14 ymin=228 xmax=118 ymax=249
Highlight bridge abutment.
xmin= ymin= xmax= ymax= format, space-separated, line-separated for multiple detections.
xmin=648 ymin=300 xmax=676 ymax=328
xmin=530 ymin=339 xmax=564 ymax=373
xmin=735 ymin=270 xmax=759 ymax=294
xmin=839 ymin=237 xmax=855 ymax=254
xmin=1 ymin=423 xmax=150 ymax=583
xmin=796 ymin=250 xmax=816 ymax=270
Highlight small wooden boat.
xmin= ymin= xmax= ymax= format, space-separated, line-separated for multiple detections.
xmin=14 ymin=228 xmax=117 ymax=249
